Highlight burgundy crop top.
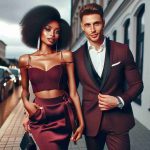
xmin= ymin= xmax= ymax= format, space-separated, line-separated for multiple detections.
xmin=27 ymin=54 xmax=68 ymax=93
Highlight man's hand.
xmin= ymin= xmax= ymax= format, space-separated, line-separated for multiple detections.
xmin=22 ymin=116 xmax=30 ymax=132
xmin=98 ymin=93 xmax=118 ymax=111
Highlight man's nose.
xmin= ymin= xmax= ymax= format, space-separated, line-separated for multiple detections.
xmin=91 ymin=25 xmax=96 ymax=32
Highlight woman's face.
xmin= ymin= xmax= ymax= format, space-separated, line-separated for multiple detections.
xmin=40 ymin=20 xmax=60 ymax=47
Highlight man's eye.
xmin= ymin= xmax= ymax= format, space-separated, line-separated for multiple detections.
xmin=85 ymin=24 xmax=90 ymax=27
xmin=95 ymin=23 xmax=100 ymax=26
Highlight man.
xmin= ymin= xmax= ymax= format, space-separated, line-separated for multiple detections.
xmin=73 ymin=3 xmax=143 ymax=150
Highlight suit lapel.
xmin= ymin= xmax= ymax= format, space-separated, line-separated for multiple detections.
xmin=84 ymin=42 xmax=101 ymax=89
xmin=83 ymin=37 xmax=111 ymax=91
xmin=100 ymin=37 xmax=111 ymax=91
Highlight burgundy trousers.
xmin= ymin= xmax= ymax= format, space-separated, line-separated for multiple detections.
xmin=85 ymin=114 xmax=130 ymax=150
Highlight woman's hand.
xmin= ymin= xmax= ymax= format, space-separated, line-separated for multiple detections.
xmin=24 ymin=101 xmax=42 ymax=117
xmin=22 ymin=116 xmax=30 ymax=132
xmin=71 ymin=124 xmax=84 ymax=143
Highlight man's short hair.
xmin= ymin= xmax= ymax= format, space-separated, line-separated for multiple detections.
xmin=79 ymin=3 xmax=103 ymax=21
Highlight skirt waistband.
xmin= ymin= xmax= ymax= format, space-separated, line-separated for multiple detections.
xmin=34 ymin=93 xmax=69 ymax=105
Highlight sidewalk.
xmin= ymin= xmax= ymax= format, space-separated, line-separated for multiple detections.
xmin=0 ymin=100 xmax=87 ymax=150
xmin=0 ymin=99 xmax=150 ymax=150
xmin=0 ymin=100 xmax=24 ymax=150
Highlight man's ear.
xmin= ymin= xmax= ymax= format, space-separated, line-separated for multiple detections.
xmin=81 ymin=22 xmax=84 ymax=31
xmin=103 ymin=19 xmax=105 ymax=28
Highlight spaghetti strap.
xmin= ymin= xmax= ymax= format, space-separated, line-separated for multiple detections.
xmin=60 ymin=50 xmax=65 ymax=63
xmin=60 ymin=50 xmax=74 ymax=64
xmin=27 ymin=54 xmax=32 ymax=67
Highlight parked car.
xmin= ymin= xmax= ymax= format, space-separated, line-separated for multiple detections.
xmin=0 ymin=66 xmax=16 ymax=102
xmin=10 ymin=68 xmax=21 ymax=86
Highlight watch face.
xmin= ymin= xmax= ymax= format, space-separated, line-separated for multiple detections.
xmin=118 ymin=103 xmax=123 ymax=108
xmin=117 ymin=98 xmax=123 ymax=108
xmin=118 ymin=102 xmax=123 ymax=108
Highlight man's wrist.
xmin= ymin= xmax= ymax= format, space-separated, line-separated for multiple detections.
xmin=116 ymin=96 xmax=124 ymax=109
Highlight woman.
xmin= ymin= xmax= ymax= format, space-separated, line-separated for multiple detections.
xmin=19 ymin=5 xmax=84 ymax=150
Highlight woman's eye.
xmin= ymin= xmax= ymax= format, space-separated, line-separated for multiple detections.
xmin=45 ymin=27 xmax=50 ymax=32
xmin=55 ymin=30 xmax=60 ymax=34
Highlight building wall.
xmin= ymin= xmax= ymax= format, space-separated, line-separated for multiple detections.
xmin=71 ymin=0 xmax=150 ymax=130
xmin=104 ymin=0 xmax=150 ymax=130
xmin=0 ymin=40 xmax=6 ymax=58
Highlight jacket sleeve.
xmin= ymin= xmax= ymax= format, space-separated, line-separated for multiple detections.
xmin=73 ymin=51 xmax=80 ymax=88
xmin=120 ymin=47 xmax=144 ymax=105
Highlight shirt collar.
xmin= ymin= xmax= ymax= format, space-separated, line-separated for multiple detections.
xmin=87 ymin=37 xmax=106 ymax=53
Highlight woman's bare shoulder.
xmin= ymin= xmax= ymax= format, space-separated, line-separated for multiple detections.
xmin=19 ymin=54 xmax=30 ymax=68
xmin=61 ymin=50 xmax=73 ymax=63
xmin=19 ymin=50 xmax=39 ymax=67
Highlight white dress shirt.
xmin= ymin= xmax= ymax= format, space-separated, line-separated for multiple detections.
xmin=87 ymin=39 xmax=106 ymax=77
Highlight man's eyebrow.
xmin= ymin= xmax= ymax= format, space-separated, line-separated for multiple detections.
xmin=84 ymin=23 xmax=91 ymax=25
xmin=94 ymin=21 xmax=101 ymax=23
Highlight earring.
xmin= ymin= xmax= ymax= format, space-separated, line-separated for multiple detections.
xmin=56 ymin=43 xmax=58 ymax=53
xmin=37 ymin=37 xmax=40 ymax=50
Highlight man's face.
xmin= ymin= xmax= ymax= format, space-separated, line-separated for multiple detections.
xmin=81 ymin=14 xmax=104 ymax=43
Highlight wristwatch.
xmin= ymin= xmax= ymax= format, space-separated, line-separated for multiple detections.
xmin=116 ymin=96 xmax=124 ymax=109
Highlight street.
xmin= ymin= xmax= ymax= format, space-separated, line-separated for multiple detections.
xmin=0 ymin=86 xmax=22 ymax=127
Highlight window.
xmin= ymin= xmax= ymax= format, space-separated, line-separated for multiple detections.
xmin=135 ymin=4 xmax=145 ymax=105
xmin=81 ymin=0 xmax=84 ymax=6
xmin=123 ymin=19 xmax=130 ymax=45
xmin=93 ymin=0 xmax=96 ymax=3
xmin=136 ymin=5 xmax=145 ymax=76
xmin=112 ymin=30 xmax=117 ymax=41
xmin=0 ymin=69 xmax=4 ymax=78
xmin=107 ymin=0 xmax=112 ymax=6
xmin=86 ymin=0 xmax=91 ymax=3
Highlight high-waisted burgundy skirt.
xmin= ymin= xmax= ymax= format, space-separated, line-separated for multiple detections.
xmin=29 ymin=94 xmax=73 ymax=150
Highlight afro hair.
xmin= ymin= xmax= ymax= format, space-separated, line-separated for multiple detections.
xmin=56 ymin=19 xmax=72 ymax=50
xmin=20 ymin=5 xmax=61 ymax=48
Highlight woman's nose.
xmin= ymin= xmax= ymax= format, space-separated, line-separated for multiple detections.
xmin=49 ymin=30 xmax=55 ymax=37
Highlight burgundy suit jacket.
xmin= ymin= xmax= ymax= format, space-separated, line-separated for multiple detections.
xmin=73 ymin=38 xmax=143 ymax=136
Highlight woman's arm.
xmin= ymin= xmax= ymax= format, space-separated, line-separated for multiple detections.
xmin=19 ymin=54 xmax=30 ymax=106
xmin=62 ymin=50 xmax=84 ymax=141
xmin=19 ymin=54 xmax=39 ymax=116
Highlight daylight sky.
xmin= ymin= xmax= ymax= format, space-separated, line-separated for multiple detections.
xmin=0 ymin=0 xmax=71 ymax=59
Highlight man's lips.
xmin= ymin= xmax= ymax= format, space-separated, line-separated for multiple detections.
xmin=90 ymin=34 xmax=98 ymax=38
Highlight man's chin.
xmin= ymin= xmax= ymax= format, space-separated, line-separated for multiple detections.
xmin=90 ymin=37 xmax=100 ymax=42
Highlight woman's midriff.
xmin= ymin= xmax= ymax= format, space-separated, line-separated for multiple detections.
xmin=34 ymin=89 xmax=66 ymax=99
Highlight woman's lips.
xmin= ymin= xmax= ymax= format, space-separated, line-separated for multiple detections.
xmin=47 ymin=38 xmax=54 ymax=43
